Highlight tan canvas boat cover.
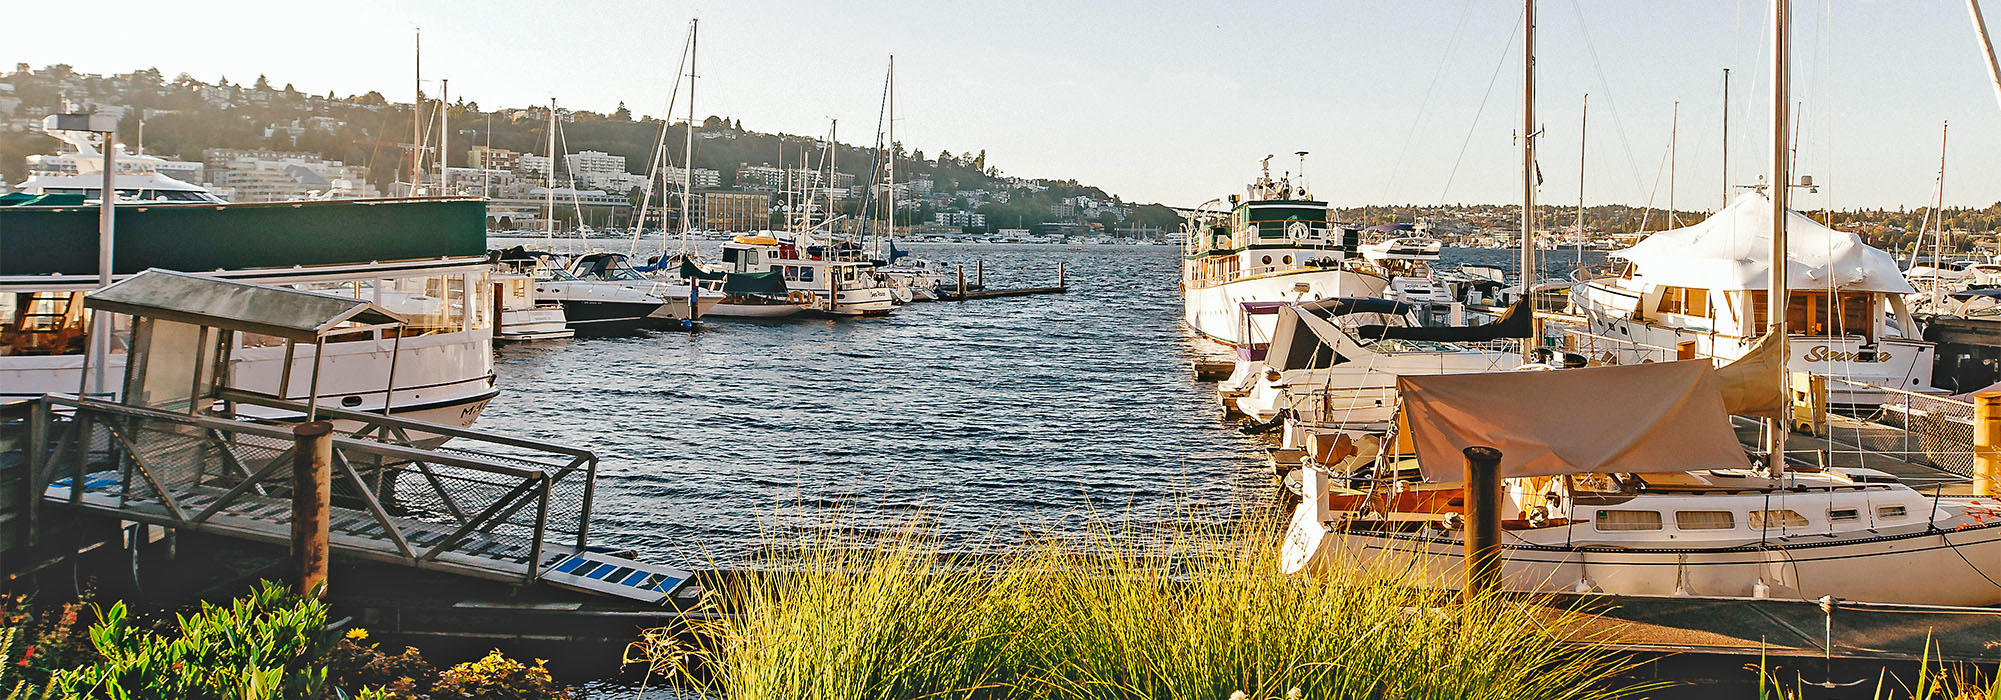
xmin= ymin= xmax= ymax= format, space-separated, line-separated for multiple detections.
xmin=1398 ymin=360 xmax=1751 ymax=481
xmin=1715 ymin=333 xmax=1786 ymax=419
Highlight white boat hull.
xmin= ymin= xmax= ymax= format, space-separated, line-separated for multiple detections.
xmin=706 ymin=301 xmax=809 ymax=318
xmin=1283 ymin=508 xmax=2001 ymax=606
xmin=1 ymin=330 xmax=496 ymax=430
xmin=1182 ymin=268 xmax=1389 ymax=355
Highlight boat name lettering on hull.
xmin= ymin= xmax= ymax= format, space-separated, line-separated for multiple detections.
xmin=1802 ymin=346 xmax=1890 ymax=363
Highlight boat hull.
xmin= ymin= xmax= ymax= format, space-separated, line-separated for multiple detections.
xmin=1282 ymin=507 xmax=2001 ymax=606
xmin=558 ymin=300 xmax=662 ymax=335
xmin=1183 ymin=268 xmax=1389 ymax=356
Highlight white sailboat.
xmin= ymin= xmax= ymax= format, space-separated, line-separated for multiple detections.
xmin=1281 ymin=0 xmax=2001 ymax=607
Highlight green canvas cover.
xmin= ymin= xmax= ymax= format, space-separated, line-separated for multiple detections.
xmin=722 ymin=270 xmax=789 ymax=295
xmin=680 ymin=257 xmax=728 ymax=281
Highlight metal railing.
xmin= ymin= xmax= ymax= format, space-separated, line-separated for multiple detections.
xmin=28 ymin=393 xmax=597 ymax=583
xmin=1829 ymin=378 xmax=1978 ymax=479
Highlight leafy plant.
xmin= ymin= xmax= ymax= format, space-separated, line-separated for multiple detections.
xmin=326 ymin=628 xmax=437 ymax=700
xmin=26 ymin=581 xmax=334 ymax=700
xmin=430 ymin=650 xmax=570 ymax=700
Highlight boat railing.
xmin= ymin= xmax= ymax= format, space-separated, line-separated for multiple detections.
xmin=28 ymin=392 xmax=597 ymax=584
xmin=1825 ymin=378 xmax=1977 ymax=481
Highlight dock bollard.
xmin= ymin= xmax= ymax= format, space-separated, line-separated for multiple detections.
xmin=1058 ymin=262 xmax=1066 ymax=288
xmin=977 ymin=259 xmax=984 ymax=289
xmin=292 ymin=421 xmax=334 ymax=598
xmin=957 ymin=265 xmax=966 ymax=300
xmin=1976 ymin=393 xmax=2001 ymax=497
xmin=1462 ymin=446 xmax=1504 ymax=600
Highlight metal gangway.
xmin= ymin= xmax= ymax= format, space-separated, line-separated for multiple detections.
xmin=20 ymin=269 xmax=635 ymax=592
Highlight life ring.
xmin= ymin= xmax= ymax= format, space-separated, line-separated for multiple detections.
xmin=787 ymin=290 xmax=809 ymax=304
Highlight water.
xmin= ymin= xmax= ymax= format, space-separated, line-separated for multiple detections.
xmin=476 ymin=243 xmax=1270 ymax=568
xmin=475 ymin=242 xmax=1602 ymax=568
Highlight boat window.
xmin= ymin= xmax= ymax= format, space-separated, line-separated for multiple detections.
xmin=1655 ymin=287 xmax=1709 ymax=316
xmin=1748 ymin=509 xmax=1809 ymax=529
xmin=1828 ymin=508 xmax=1861 ymax=523
xmin=1262 ymin=255 xmax=1273 ymax=266
xmin=1878 ymin=505 xmax=1908 ymax=520
xmin=1594 ymin=510 xmax=1662 ymax=531
xmin=800 ymin=267 xmax=815 ymax=282
xmin=1748 ymin=291 xmax=1875 ymax=340
xmin=1674 ymin=511 xmax=1735 ymax=530
xmin=1283 ymin=255 xmax=1294 ymax=265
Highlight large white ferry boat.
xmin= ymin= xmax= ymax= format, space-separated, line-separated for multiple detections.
xmin=1182 ymin=162 xmax=1389 ymax=360
xmin=0 ymin=197 xmax=499 ymax=428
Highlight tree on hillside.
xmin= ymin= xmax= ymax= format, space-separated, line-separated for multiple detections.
xmin=612 ymin=102 xmax=632 ymax=121
xmin=973 ymin=149 xmax=986 ymax=171
xmin=254 ymin=74 xmax=271 ymax=91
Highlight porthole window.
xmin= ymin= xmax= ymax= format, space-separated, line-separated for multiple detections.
xmin=1261 ymin=255 xmax=1273 ymax=265
xmin=1283 ymin=255 xmax=1294 ymax=265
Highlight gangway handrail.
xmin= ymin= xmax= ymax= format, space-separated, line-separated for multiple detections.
xmin=215 ymin=388 xmax=596 ymax=460
xmin=29 ymin=394 xmax=594 ymax=583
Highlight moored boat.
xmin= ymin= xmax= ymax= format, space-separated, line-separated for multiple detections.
xmin=1182 ymin=160 xmax=1389 ymax=360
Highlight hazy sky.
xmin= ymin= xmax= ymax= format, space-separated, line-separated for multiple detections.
xmin=12 ymin=1 xmax=2001 ymax=210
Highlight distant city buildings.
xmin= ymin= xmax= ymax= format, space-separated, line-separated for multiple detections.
xmin=201 ymin=148 xmax=378 ymax=202
xmin=694 ymin=190 xmax=770 ymax=232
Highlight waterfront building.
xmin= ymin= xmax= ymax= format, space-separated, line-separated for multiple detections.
xmin=469 ymin=145 xmax=522 ymax=172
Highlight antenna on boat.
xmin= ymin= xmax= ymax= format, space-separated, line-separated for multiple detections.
xmin=1765 ymin=0 xmax=1792 ymax=478
xmin=1295 ymin=151 xmax=1308 ymax=197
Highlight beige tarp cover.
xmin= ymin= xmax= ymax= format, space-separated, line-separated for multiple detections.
xmin=1716 ymin=333 xmax=1786 ymax=419
xmin=1398 ymin=360 xmax=1751 ymax=482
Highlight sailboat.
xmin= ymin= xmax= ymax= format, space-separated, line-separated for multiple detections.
xmin=1280 ymin=0 xmax=2001 ymax=607
xmin=526 ymin=97 xmax=715 ymax=333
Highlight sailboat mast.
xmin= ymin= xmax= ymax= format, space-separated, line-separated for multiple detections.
xmin=684 ymin=19 xmax=698 ymax=247
xmin=1766 ymin=0 xmax=1792 ymax=475
xmin=828 ymin=120 xmax=838 ymax=233
xmin=1933 ymin=120 xmax=1950 ymax=309
xmin=438 ymin=78 xmax=449 ymax=195
xmin=1668 ymin=101 xmax=1678 ymax=227
xmin=1520 ymin=0 xmax=1539 ymax=351
xmin=886 ymin=56 xmax=896 ymax=260
xmin=412 ymin=28 xmax=422 ymax=193
xmin=1577 ymin=93 xmax=1587 ymax=266
xmin=1721 ymin=68 xmax=1731 ymax=209
xmin=545 ymin=98 xmax=557 ymax=244
xmin=1968 ymin=1 xmax=2001 ymax=112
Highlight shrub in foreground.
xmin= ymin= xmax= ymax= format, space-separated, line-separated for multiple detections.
xmin=631 ymin=514 xmax=1642 ymax=700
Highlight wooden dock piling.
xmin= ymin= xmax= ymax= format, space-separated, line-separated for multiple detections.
xmin=1462 ymin=446 xmax=1503 ymax=599
xmin=293 ymin=421 xmax=333 ymax=597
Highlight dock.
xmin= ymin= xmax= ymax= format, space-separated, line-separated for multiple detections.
xmin=937 ymin=260 xmax=1069 ymax=301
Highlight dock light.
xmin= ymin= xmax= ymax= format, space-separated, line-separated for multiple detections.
xmin=46 ymin=113 xmax=120 ymax=398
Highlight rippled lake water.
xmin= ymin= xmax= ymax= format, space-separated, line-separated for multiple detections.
xmin=477 ymin=242 xmax=1271 ymax=568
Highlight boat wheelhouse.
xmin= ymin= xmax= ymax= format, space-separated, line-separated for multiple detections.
xmin=1570 ymin=192 xmax=1932 ymax=406
xmin=0 ymin=198 xmax=498 ymax=428
xmin=1182 ymin=165 xmax=1389 ymax=359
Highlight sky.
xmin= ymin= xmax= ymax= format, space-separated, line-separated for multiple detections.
xmin=11 ymin=0 xmax=2001 ymax=210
